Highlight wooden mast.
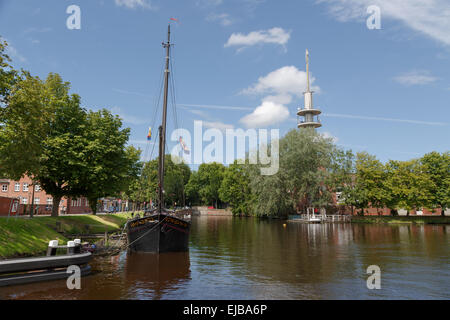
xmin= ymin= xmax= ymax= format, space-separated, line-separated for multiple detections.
xmin=158 ymin=24 xmax=171 ymax=213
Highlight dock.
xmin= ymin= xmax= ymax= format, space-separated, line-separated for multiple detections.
xmin=0 ymin=239 xmax=92 ymax=287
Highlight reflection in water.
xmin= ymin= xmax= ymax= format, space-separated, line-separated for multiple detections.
xmin=0 ymin=217 xmax=448 ymax=300
xmin=124 ymin=252 xmax=191 ymax=300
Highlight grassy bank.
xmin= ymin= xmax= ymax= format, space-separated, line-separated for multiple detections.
xmin=0 ymin=212 xmax=138 ymax=259
xmin=351 ymin=215 xmax=450 ymax=225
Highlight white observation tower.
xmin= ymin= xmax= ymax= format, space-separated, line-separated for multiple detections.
xmin=297 ymin=49 xmax=322 ymax=129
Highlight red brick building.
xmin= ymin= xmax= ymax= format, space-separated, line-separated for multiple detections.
xmin=0 ymin=177 xmax=92 ymax=216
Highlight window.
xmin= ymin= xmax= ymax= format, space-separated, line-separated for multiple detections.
xmin=35 ymin=185 xmax=40 ymax=192
xmin=14 ymin=183 xmax=20 ymax=192
xmin=34 ymin=198 xmax=40 ymax=205
xmin=22 ymin=198 xmax=28 ymax=205
xmin=1 ymin=185 xmax=7 ymax=192
xmin=23 ymin=183 xmax=29 ymax=192
xmin=47 ymin=198 xmax=53 ymax=205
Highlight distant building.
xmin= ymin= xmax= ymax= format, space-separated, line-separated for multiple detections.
xmin=0 ymin=176 xmax=91 ymax=216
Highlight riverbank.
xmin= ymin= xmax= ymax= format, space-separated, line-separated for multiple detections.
xmin=350 ymin=215 xmax=450 ymax=224
xmin=0 ymin=213 xmax=137 ymax=259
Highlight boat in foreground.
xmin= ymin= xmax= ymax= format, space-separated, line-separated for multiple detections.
xmin=126 ymin=24 xmax=191 ymax=253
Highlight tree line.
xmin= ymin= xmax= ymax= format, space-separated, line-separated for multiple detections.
xmin=126 ymin=128 xmax=449 ymax=218
xmin=0 ymin=38 xmax=141 ymax=216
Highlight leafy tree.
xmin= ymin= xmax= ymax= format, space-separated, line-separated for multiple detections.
xmin=421 ymin=151 xmax=450 ymax=216
xmin=186 ymin=162 xmax=225 ymax=207
xmin=136 ymin=155 xmax=191 ymax=208
xmin=0 ymin=72 xmax=140 ymax=216
xmin=250 ymin=128 xmax=341 ymax=218
xmin=185 ymin=171 xmax=201 ymax=206
xmin=219 ymin=161 xmax=253 ymax=216
xmin=348 ymin=152 xmax=388 ymax=215
xmin=0 ymin=38 xmax=17 ymax=108
xmin=79 ymin=110 xmax=142 ymax=214
xmin=384 ymin=159 xmax=434 ymax=216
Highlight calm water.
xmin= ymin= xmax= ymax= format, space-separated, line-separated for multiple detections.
xmin=1 ymin=216 xmax=449 ymax=300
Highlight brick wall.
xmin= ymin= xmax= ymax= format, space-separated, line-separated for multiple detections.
xmin=0 ymin=177 xmax=91 ymax=215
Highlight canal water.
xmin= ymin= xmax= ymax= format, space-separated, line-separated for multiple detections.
xmin=1 ymin=216 xmax=449 ymax=300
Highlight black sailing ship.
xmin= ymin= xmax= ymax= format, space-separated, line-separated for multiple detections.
xmin=126 ymin=25 xmax=191 ymax=253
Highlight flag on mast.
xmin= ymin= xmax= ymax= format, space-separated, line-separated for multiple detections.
xmin=147 ymin=127 xmax=152 ymax=141
xmin=179 ymin=136 xmax=190 ymax=155
xmin=170 ymin=18 xmax=179 ymax=23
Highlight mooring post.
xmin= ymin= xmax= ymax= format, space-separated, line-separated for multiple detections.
xmin=67 ymin=241 xmax=76 ymax=255
xmin=47 ymin=240 xmax=59 ymax=256
xmin=74 ymin=239 xmax=81 ymax=254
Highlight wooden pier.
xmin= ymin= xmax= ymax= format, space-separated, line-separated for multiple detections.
xmin=288 ymin=214 xmax=351 ymax=223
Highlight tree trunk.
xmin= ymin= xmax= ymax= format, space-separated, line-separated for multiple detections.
xmin=52 ymin=195 xmax=62 ymax=217
xmin=89 ymin=198 xmax=97 ymax=215
xmin=442 ymin=207 xmax=446 ymax=217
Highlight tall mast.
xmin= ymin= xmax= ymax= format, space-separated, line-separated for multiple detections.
xmin=306 ymin=49 xmax=310 ymax=93
xmin=158 ymin=24 xmax=171 ymax=212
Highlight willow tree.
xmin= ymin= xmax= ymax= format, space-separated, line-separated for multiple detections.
xmin=250 ymin=128 xmax=349 ymax=218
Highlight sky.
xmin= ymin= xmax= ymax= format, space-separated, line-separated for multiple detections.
xmin=0 ymin=0 xmax=449 ymax=164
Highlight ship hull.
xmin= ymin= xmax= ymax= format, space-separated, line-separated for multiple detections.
xmin=126 ymin=213 xmax=190 ymax=253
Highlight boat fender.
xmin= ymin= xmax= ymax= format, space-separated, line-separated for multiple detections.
xmin=47 ymin=240 xmax=59 ymax=256
xmin=67 ymin=241 xmax=76 ymax=255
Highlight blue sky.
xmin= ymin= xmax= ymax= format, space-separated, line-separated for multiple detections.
xmin=0 ymin=0 xmax=449 ymax=164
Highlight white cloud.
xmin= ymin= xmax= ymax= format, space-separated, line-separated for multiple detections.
xmin=187 ymin=109 xmax=209 ymax=118
xmin=393 ymin=70 xmax=438 ymax=86
xmin=240 ymin=65 xmax=320 ymax=128
xmin=115 ymin=0 xmax=155 ymax=10
xmin=196 ymin=0 xmax=223 ymax=7
xmin=240 ymin=101 xmax=289 ymax=128
xmin=317 ymin=0 xmax=450 ymax=46
xmin=242 ymin=65 xmax=319 ymax=96
xmin=180 ymin=103 xmax=253 ymax=111
xmin=322 ymin=113 xmax=447 ymax=126
xmin=202 ymin=121 xmax=234 ymax=131
xmin=110 ymin=107 xmax=147 ymax=125
xmin=224 ymin=27 xmax=290 ymax=50
xmin=3 ymin=39 xmax=26 ymax=63
xmin=206 ymin=13 xmax=233 ymax=26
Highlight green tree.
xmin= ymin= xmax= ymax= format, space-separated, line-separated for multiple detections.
xmin=186 ymin=162 xmax=225 ymax=207
xmin=250 ymin=128 xmax=342 ymax=218
xmin=0 ymin=73 xmax=140 ymax=216
xmin=79 ymin=109 xmax=142 ymax=214
xmin=0 ymin=38 xmax=17 ymax=108
xmin=421 ymin=152 xmax=450 ymax=216
xmin=136 ymin=155 xmax=191 ymax=208
xmin=384 ymin=159 xmax=434 ymax=216
xmin=219 ymin=161 xmax=253 ymax=216
xmin=348 ymin=152 xmax=388 ymax=215
xmin=0 ymin=73 xmax=87 ymax=216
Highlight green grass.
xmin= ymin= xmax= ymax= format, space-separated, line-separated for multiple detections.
xmin=0 ymin=212 xmax=139 ymax=259
xmin=0 ymin=218 xmax=67 ymax=258
xmin=351 ymin=215 xmax=450 ymax=224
